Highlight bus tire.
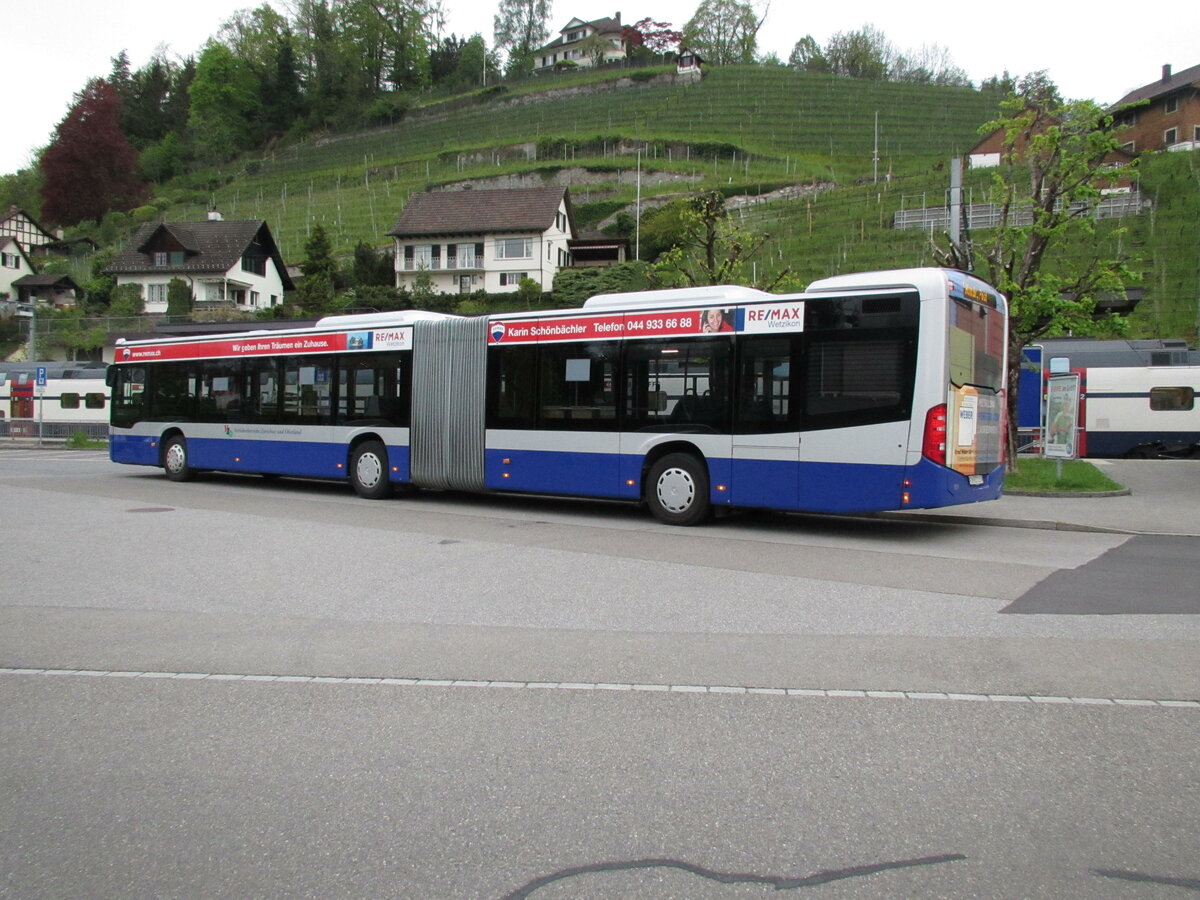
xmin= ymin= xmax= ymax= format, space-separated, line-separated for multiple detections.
xmin=350 ymin=440 xmax=391 ymax=499
xmin=647 ymin=452 xmax=710 ymax=526
xmin=162 ymin=435 xmax=194 ymax=482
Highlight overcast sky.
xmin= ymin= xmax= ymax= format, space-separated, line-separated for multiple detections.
xmin=3 ymin=0 xmax=1195 ymax=176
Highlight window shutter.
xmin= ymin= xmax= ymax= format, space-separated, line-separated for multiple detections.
xmin=475 ymin=242 xmax=484 ymax=260
xmin=404 ymin=245 xmax=414 ymax=261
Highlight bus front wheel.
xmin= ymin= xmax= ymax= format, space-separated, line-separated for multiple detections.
xmin=162 ymin=435 xmax=194 ymax=482
xmin=647 ymin=453 xmax=710 ymax=526
xmin=350 ymin=441 xmax=392 ymax=499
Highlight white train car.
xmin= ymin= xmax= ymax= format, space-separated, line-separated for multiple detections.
xmin=1084 ymin=365 xmax=1200 ymax=458
xmin=0 ymin=361 xmax=110 ymax=439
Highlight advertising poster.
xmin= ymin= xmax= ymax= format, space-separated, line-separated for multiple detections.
xmin=1044 ymin=374 xmax=1080 ymax=460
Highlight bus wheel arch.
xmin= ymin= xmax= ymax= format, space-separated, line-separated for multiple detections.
xmin=161 ymin=430 xmax=194 ymax=482
xmin=348 ymin=436 xmax=392 ymax=499
xmin=643 ymin=443 xmax=711 ymax=526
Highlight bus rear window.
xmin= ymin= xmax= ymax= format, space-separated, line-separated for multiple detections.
xmin=949 ymin=300 xmax=1004 ymax=390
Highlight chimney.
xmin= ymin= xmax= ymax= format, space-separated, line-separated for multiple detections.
xmin=207 ymin=209 xmax=223 ymax=222
xmin=615 ymin=11 xmax=620 ymax=25
xmin=1162 ymin=64 xmax=1172 ymax=82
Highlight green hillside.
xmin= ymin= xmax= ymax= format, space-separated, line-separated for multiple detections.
xmin=21 ymin=63 xmax=1200 ymax=350
xmin=169 ymin=66 xmax=1002 ymax=255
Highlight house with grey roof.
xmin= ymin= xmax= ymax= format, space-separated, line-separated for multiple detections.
xmin=535 ymin=13 xmax=626 ymax=72
xmin=1111 ymin=62 xmax=1200 ymax=153
xmin=11 ymin=273 xmax=81 ymax=308
xmin=105 ymin=212 xmax=293 ymax=314
xmin=388 ymin=187 xmax=577 ymax=295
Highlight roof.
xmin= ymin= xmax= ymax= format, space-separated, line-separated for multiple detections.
xmin=536 ymin=15 xmax=623 ymax=53
xmin=388 ymin=188 xmax=574 ymax=238
xmin=1111 ymin=62 xmax=1200 ymax=108
xmin=0 ymin=207 xmax=56 ymax=240
xmin=12 ymin=274 xmax=80 ymax=289
xmin=105 ymin=219 xmax=294 ymax=289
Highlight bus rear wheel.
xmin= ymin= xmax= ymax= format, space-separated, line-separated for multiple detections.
xmin=162 ymin=435 xmax=194 ymax=482
xmin=647 ymin=452 xmax=710 ymax=526
xmin=350 ymin=440 xmax=392 ymax=499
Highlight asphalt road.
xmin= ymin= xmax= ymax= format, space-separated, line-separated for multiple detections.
xmin=1 ymin=449 xmax=1197 ymax=899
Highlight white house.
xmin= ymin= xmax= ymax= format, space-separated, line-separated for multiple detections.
xmin=389 ymin=187 xmax=577 ymax=295
xmin=0 ymin=236 xmax=35 ymax=304
xmin=105 ymin=213 xmax=293 ymax=314
xmin=0 ymin=207 xmax=57 ymax=251
xmin=534 ymin=13 xmax=626 ymax=71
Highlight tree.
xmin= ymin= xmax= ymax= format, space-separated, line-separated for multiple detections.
xmin=682 ymin=0 xmax=764 ymax=65
xmin=493 ymin=0 xmax=551 ymax=75
xmin=788 ymin=35 xmax=827 ymax=73
xmin=652 ymin=190 xmax=790 ymax=289
xmin=44 ymin=307 xmax=107 ymax=361
xmin=39 ymin=79 xmax=149 ymax=227
xmin=622 ymin=18 xmax=683 ymax=60
xmin=823 ymin=24 xmax=894 ymax=80
xmin=108 ymin=283 xmax=145 ymax=318
xmin=294 ymin=224 xmax=338 ymax=313
xmin=936 ymin=73 xmax=1138 ymax=465
xmin=188 ymin=43 xmax=263 ymax=163
xmin=165 ymin=277 xmax=194 ymax=318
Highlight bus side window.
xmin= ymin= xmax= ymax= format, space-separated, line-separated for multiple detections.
xmin=735 ymin=335 xmax=794 ymax=434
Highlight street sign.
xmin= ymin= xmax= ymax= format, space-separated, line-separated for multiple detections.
xmin=35 ymin=366 xmax=47 ymax=396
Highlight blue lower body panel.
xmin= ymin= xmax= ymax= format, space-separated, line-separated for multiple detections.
xmin=110 ymin=433 xmax=411 ymax=484
xmin=485 ymin=447 xmax=1005 ymax=514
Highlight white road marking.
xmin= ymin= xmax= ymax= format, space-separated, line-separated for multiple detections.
xmin=2 ymin=666 xmax=1196 ymax=709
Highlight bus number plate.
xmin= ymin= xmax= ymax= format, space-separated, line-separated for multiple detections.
xmin=968 ymin=475 xmax=984 ymax=486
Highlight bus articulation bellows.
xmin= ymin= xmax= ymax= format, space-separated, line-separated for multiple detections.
xmin=107 ymin=267 xmax=1007 ymax=525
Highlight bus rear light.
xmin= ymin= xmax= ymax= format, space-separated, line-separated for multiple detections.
xmin=716 ymin=484 xmax=727 ymax=492
xmin=626 ymin=479 xmax=636 ymax=486
xmin=922 ymin=404 xmax=948 ymax=466
xmin=902 ymin=491 xmax=911 ymax=504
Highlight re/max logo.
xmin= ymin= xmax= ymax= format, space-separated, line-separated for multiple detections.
xmin=747 ymin=307 xmax=803 ymax=321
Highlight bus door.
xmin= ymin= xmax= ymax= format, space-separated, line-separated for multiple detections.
xmin=622 ymin=337 xmax=735 ymax=501
xmin=731 ymin=336 xmax=799 ymax=509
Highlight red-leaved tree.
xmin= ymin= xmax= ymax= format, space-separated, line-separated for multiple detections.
xmin=39 ymin=78 xmax=149 ymax=227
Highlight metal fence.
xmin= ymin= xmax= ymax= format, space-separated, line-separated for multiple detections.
xmin=893 ymin=191 xmax=1152 ymax=231
xmin=0 ymin=420 xmax=109 ymax=444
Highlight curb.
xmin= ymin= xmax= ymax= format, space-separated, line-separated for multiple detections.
xmin=1003 ymin=488 xmax=1132 ymax=498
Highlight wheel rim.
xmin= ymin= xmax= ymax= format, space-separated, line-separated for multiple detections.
xmin=165 ymin=443 xmax=185 ymax=473
xmin=356 ymin=452 xmax=383 ymax=489
xmin=656 ymin=466 xmax=696 ymax=514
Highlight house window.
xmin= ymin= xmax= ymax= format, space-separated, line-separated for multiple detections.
xmin=1164 ymin=127 xmax=1178 ymax=146
xmin=1 ymin=252 xmax=18 ymax=268
xmin=413 ymin=245 xmax=433 ymax=269
xmin=242 ymin=255 xmax=267 ymax=276
xmin=456 ymin=243 xmax=476 ymax=268
xmin=1165 ymin=96 xmax=1179 ymax=114
xmin=1195 ymin=125 xmax=1200 ymax=142
xmin=153 ymin=251 xmax=184 ymax=266
xmin=1120 ymin=141 xmax=1136 ymax=153
xmin=499 ymin=272 xmax=529 ymax=287
xmin=496 ymin=238 xmax=532 ymax=259
xmin=250 ymin=291 xmax=260 ymax=306
xmin=147 ymin=283 xmax=169 ymax=305
xmin=154 ymin=252 xmax=168 ymax=266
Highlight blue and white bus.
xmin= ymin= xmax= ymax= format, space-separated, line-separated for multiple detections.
xmin=108 ymin=267 xmax=1007 ymax=524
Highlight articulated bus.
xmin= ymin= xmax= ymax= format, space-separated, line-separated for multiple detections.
xmin=107 ymin=267 xmax=1007 ymax=525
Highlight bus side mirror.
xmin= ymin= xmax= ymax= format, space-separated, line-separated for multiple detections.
xmin=106 ymin=366 xmax=117 ymax=387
